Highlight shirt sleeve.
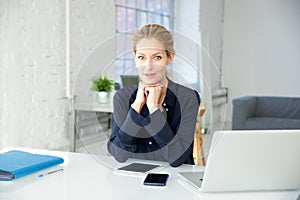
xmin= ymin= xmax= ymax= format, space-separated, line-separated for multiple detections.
xmin=107 ymin=91 xmax=133 ymax=162
xmin=107 ymin=90 xmax=151 ymax=162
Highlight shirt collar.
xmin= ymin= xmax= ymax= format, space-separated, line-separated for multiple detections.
xmin=164 ymin=78 xmax=177 ymax=108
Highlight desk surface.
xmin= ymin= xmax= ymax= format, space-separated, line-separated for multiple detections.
xmin=73 ymin=103 xmax=113 ymax=112
xmin=0 ymin=148 xmax=299 ymax=200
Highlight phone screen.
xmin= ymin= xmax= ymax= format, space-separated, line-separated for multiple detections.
xmin=143 ymin=173 xmax=169 ymax=186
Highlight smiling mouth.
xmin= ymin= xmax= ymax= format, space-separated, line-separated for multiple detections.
xmin=144 ymin=73 xmax=156 ymax=78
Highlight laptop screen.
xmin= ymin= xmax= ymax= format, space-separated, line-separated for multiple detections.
xmin=178 ymin=130 xmax=300 ymax=193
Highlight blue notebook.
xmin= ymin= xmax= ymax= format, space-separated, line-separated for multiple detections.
xmin=0 ymin=150 xmax=64 ymax=181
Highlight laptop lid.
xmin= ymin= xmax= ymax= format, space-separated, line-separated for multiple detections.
xmin=180 ymin=130 xmax=300 ymax=193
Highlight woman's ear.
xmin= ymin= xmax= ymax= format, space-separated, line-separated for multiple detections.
xmin=168 ymin=53 xmax=174 ymax=64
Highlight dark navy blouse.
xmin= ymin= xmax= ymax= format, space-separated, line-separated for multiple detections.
xmin=107 ymin=79 xmax=200 ymax=167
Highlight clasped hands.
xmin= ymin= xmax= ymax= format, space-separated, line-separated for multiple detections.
xmin=131 ymin=81 xmax=166 ymax=114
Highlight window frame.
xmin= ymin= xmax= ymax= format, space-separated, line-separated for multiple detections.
xmin=114 ymin=0 xmax=175 ymax=86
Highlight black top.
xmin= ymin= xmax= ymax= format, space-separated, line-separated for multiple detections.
xmin=107 ymin=79 xmax=200 ymax=167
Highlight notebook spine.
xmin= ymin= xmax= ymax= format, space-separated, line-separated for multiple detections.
xmin=14 ymin=158 xmax=64 ymax=179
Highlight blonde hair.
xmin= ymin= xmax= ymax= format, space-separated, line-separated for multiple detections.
xmin=132 ymin=24 xmax=175 ymax=57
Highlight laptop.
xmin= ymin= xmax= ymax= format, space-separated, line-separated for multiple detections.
xmin=178 ymin=130 xmax=300 ymax=192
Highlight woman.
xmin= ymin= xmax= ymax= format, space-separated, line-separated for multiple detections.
xmin=107 ymin=24 xmax=200 ymax=167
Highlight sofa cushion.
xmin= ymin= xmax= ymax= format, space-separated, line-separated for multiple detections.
xmin=255 ymin=97 xmax=300 ymax=119
xmin=245 ymin=117 xmax=300 ymax=130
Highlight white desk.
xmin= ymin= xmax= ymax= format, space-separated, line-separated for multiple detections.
xmin=73 ymin=103 xmax=113 ymax=113
xmin=0 ymin=148 xmax=299 ymax=200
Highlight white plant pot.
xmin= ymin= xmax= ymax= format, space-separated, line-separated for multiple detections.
xmin=97 ymin=91 xmax=110 ymax=104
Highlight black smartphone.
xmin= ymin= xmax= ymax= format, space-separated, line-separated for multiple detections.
xmin=143 ymin=173 xmax=169 ymax=186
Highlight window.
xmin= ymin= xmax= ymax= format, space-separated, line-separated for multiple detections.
xmin=115 ymin=0 xmax=175 ymax=86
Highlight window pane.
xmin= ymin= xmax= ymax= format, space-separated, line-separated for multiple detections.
xmin=137 ymin=11 xmax=148 ymax=26
xmin=162 ymin=16 xmax=169 ymax=27
xmin=147 ymin=0 xmax=155 ymax=12
xmin=161 ymin=0 xmax=171 ymax=15
xmin=148 ymin=13 xmax=161 ymax=24
xmin=117 ymin=7 xmax=126 ymax=32
xmin=127 ymin=8 xmax=137 ymax=31
xmin=124 ymin=59 xmax=134 ymax=74
xmin=136 ymin=0 xmax=147 ymax=10
xmin=115 ymin=0 xmax=174 ymax=82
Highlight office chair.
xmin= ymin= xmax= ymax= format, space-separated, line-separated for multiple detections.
xmin=120 ymin=75 xmax=139 ymax=87
xmin=193 ymin=102 xmax=206 ymax=166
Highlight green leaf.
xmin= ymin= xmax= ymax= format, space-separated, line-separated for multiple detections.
xmin=91 ymin=75 xmax=114 ymax=92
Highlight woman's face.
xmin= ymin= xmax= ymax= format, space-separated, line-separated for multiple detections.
xmin=134 ymin=38 xmax=173 ymax=85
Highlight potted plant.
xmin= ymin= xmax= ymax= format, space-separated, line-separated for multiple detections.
xmin=91 ymin=75 xmax=114 ymax=104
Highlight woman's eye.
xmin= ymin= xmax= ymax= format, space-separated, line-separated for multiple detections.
xmin=154 ymin=56 xmax=162 ymax=60
xmin=137 ymin=56 xmax=144 ymax=60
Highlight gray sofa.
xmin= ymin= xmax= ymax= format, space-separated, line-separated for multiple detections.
xmin=232 ymin=96 xmax=300 ymax=130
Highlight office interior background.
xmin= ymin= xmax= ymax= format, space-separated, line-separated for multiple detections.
xmin=0 ymin=0 xmax=299 ymax=152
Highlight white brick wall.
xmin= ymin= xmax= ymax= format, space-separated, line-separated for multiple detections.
xmin=0 ymin=0 xmax=115 ymax=150
xmin=1 ymin=0 xmax=226 ymax=149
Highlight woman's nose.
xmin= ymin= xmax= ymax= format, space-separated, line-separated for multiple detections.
xmin=144 ymin=59 xmax=153 ymax=69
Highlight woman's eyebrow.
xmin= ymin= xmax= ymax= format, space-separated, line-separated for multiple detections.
xmin=152 ymin=52 xmax=163 ymax=56
xmin=136 ymin=51 xmax=163 ymax=56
